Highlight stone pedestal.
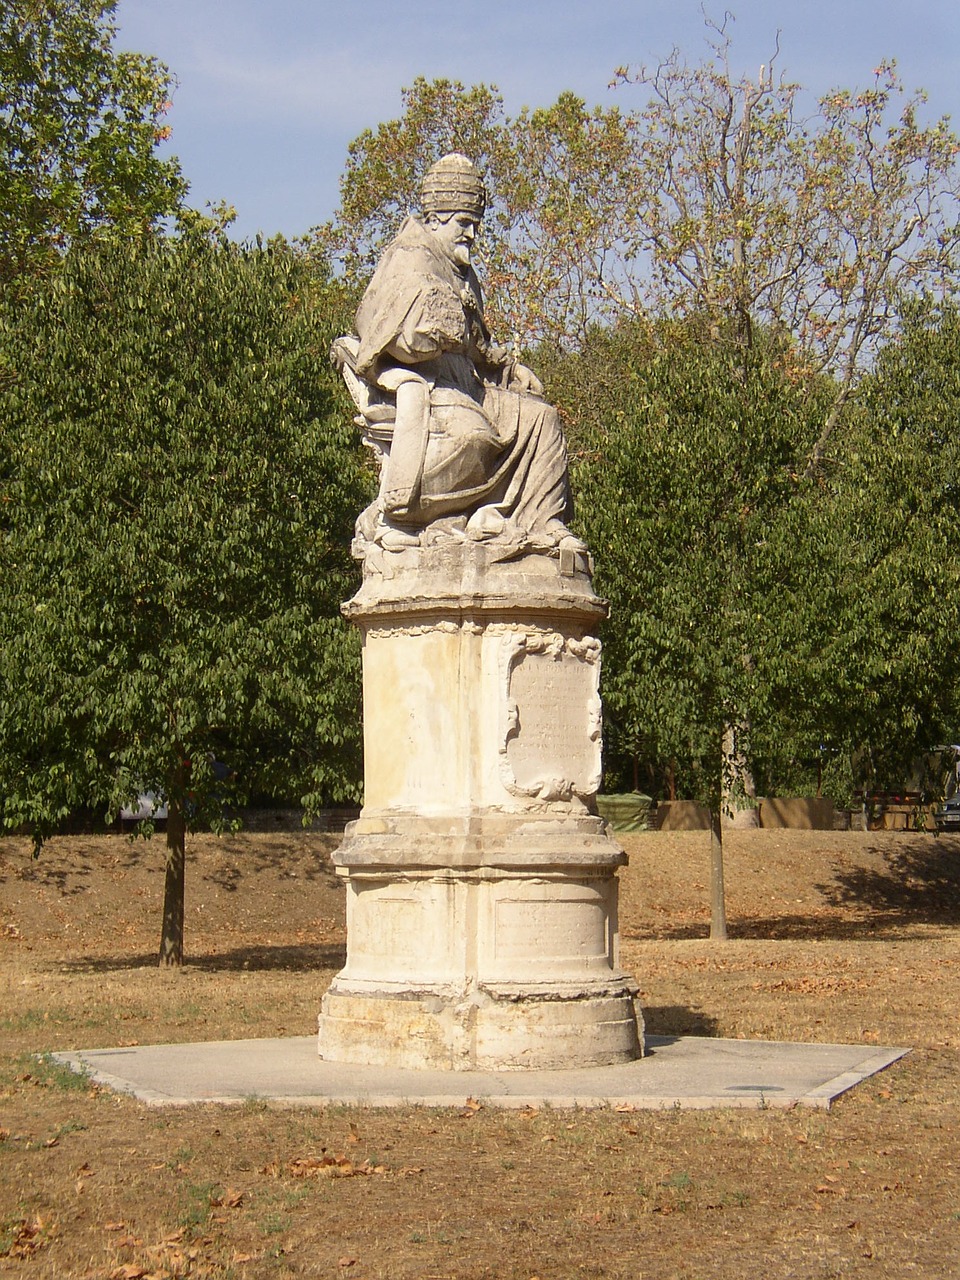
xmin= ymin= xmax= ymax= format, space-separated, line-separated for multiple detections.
xmin=317 ymin=540 xmax=643 ymax=1071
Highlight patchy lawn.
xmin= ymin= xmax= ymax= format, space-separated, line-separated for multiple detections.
xmin=2 ymin=828 xmax=959 ymax=1278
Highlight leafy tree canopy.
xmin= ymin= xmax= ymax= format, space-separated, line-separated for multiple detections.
xmin=0 ymin=0 xmax=187 ymax=283
xmin=551 ymin=320 xmax=832 ymax=793
xmin=323 ymin=26 xmax=960 ymax=414
xmin=827 ymin=299 xmax=960 ymax=783
xmin=0 ymin=233 xmax=370 ymax=960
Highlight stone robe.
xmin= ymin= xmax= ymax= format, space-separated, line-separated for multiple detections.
xmin=355 ymin=216 xmax=572 ymax=538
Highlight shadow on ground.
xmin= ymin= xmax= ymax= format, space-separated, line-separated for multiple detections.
xmin=816 ymin=837 xmax=960 ymax=927
xmin=641 ymin=1005 xmax=720 ymax=1037
xmin=56 ymin=942 xmax=347 ymax=974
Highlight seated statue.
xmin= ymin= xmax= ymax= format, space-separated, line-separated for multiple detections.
xmin=334 ymin=152 xmax=583 ymax=557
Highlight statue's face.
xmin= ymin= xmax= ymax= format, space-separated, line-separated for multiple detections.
xmin=427 ymin=211 xmax=478 ymax=270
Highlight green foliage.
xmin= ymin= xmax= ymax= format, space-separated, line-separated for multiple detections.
xmin=554 ymin=319 xmax=842 ymax=801
xmin=0 ymin=234 xmax=369 ymax=846
xmin=827 ymin=299 xmax=960 ymax=783
xmin=552 ymin=304 xmax=960 ymax=802
xmin=0 ymin=0 xmax=186 ymax=284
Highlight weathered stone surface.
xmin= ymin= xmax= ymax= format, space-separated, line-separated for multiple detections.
xmin=318 ymin=547 xmax=642 ymax=1069
xmin=332 ymin=153 xmax=584 ymax=564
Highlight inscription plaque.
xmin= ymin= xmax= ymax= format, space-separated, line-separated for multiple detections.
xmin=500 ymin=633 xmax=602 ymax=801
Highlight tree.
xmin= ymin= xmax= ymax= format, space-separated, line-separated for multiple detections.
xmin=823 ymin=299 xmax=960 ymax=783
xmin=553 ymin=320 xmax=838 ymax=936
xmin=609 ymin=25 xmax=960 ymax=469
xmin=0 ymin=233 xmax=369 ymax=964
xmin=0 ymin=0 xmax=186 ymax=283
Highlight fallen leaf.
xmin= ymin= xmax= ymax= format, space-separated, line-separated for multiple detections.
xmin=290 ymin=1154 xmax=384 ymax=1179
xmin=5 ymin=1216 xmax=48 ymax=1258
xmin=210 ymin=1187 xmax=244 ymax=1208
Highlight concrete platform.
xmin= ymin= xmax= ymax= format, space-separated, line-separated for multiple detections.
xmin=52 ymin=1036 xmax=909 ymax=1111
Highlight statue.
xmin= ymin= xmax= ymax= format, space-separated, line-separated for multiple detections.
xmin=320 ymin=155 xmax=643 ymax=1072
xmin=334 ymin=153 xmax=583 ymax=558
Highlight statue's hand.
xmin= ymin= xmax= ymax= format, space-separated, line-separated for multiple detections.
xmin=509 ymin=362 xmax=543 ymax=396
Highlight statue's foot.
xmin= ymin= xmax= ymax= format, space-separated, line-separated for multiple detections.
xmin=379 ymin=524 xmax=421 ymax=550
xmin=465 ymin=505 xmax=508 ymax=541
xmin=558 ymin=532 xmax=589 ymax=556
xmin=545 ymin=521 xmax=588 ymax=555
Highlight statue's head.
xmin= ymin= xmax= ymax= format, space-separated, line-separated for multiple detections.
xmin=421 ymin=153 xmax=486 ymax=271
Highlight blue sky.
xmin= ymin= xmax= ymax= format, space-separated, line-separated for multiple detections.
xmin=114 ymin=0 xmax=960 ymax=241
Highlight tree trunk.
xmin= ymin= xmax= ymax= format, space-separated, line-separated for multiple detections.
xmin=721 ymin=718 xmax=760 ymax=828
xmin=709 ymin=806 xmax=728 ymax=940
xmin=159 ymin=792 xmax=186 ymax=967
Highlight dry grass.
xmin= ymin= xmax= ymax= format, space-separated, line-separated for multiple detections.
xmin=2 ymin=827 xmax=959 ymax=1278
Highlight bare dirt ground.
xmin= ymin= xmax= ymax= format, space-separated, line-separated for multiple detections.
xmin=2 ymin=827 xmax=959 ymax=1279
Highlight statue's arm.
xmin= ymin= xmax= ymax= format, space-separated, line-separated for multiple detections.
xmin=468 ymin=307 xmax=544 ymax=397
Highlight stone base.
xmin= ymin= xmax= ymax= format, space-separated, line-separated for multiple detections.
xmin=319 ymin=983 xmax=643 ymax=1072
xmin=319 ymin=542 xmax=643 ymax=1072
xmin=317 ymin=817 xmax=643 ymax=1071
